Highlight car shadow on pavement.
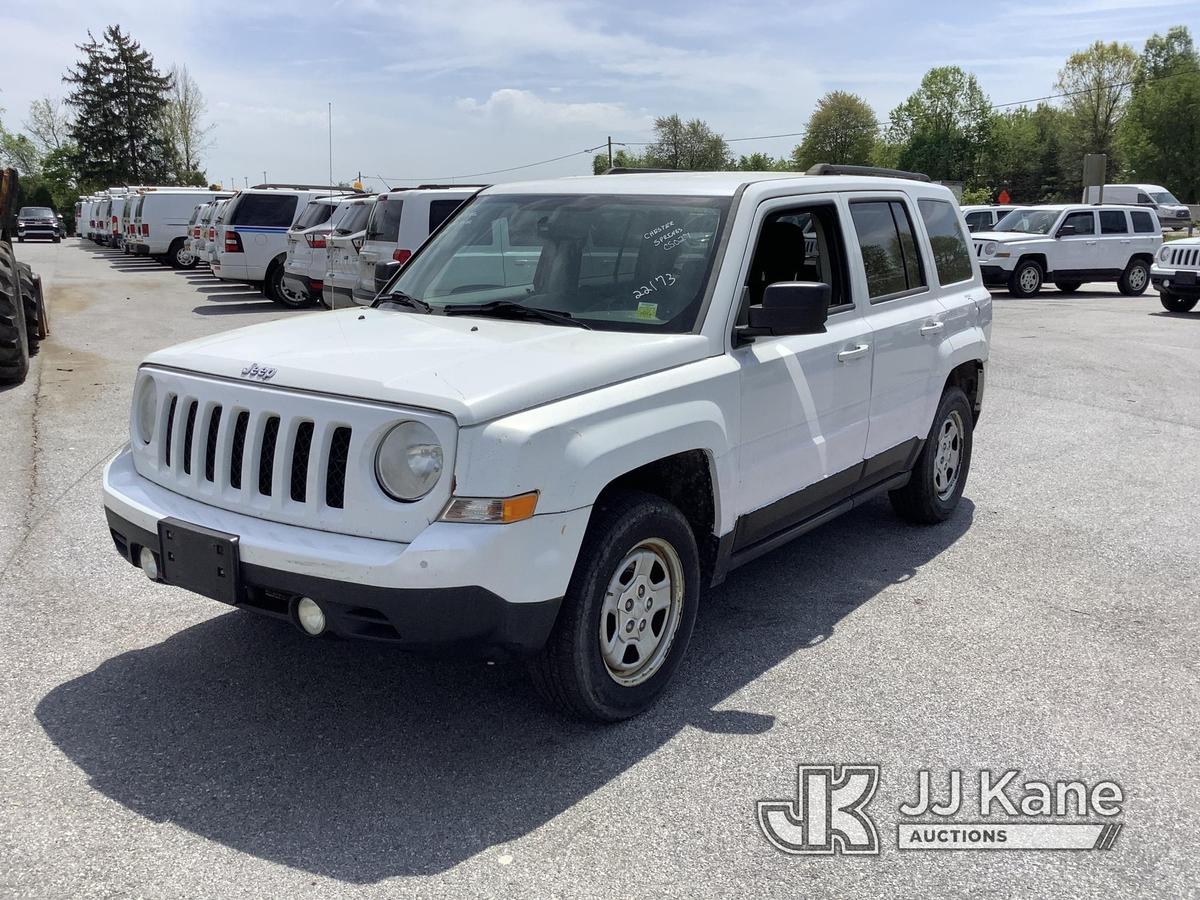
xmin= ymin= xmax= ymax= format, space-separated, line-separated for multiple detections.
xmin=192 ymin=301 xmax=303 ymax=314
xmin=36 ymin=497 xmax=973 ymax=882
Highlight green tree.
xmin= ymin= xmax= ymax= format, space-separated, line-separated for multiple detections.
xmin=735 ymin=151 xmax=791 ymax=171
xmin=1055 ymin=40 xmax=1139 ymax=193
xmin=63 ymin=25 xmax=175 ymax=185
xmin=884 ymin=66 xmax=994 ymax=184
xmin=644 ymin=115 xmax=731 ymax=170
xmin=1119 ymin=26 xmax=1200 ymax=201
xmin=791 ymin=91 xmax=878 ymax=169
xmin=24 ymin=97 xmax=72 ymax=154
xmin=592 ymin=147 xmax=646 ymax=174
xmin=986 ymin=103 xmax=1071 ymax=202
xmin=162 ymin=64 xmax=212 ymax=185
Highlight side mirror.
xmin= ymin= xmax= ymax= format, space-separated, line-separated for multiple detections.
xmin=745 ymin=282 xmax=829 ymax=337
xmin=1056 ymin=224 xmax=1077 ymax=238
xmin=374 ymin=259 xmax=401 ymax=292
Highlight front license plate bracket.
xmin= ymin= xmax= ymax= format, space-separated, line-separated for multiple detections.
xmin=157 ymin=518 xmax=242 ymax=605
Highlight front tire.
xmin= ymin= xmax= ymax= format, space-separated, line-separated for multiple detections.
xmin=889 ymin=387 xmax=974 ymax=524
xmin=528 ymin=489 xmax=700 ymax=721
xmin=1118 ymin=259 xmax=1150 ymax=296
xmin=1008 ymin=260 xmax=1043 ymax=297
xmin=1160 ymin=292 xmax=1198 ymax=313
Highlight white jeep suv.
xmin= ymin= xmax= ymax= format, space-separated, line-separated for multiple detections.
xmin=103 ymin=166 xmax=991 ymax=721
xmin=973 ymin=204 xmax=1161 ymax=296
xmin=1152 ymin=238 xmax=1200 ymax=313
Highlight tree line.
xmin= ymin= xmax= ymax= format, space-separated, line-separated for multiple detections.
xmin=594 ymin=25 xmax=1200 ymax=204
xmin=0 ymin=25 xmax=213 ymax=225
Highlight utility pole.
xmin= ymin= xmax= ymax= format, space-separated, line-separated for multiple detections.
xmin=607 ymin=136 xmax=613 ymax=169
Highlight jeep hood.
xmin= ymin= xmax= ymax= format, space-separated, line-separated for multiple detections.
xmin=972 ymin=231 xmax=1048 ymax=244
xmin=143 ymin=308 xmax=710 ymax=425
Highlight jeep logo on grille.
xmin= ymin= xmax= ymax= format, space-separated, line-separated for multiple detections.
xmin=240 ymin=363 xmax=277 ymax=381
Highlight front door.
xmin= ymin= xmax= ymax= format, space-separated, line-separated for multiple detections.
xmin=733 ymin=196 xmax=874 ymax=550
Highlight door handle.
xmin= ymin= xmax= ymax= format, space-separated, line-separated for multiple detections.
xmin=837 ymin=343 xmax=870 ymax=362
xmin=920 ymin=321 xmax=945 ymax=335
xmin=511 ymin=258 xmax=534 ymax=265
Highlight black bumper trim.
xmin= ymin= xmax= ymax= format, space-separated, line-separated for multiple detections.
xmin=979 ymin=265 xmax=1009 ymax=286
xmin=1153 ymin=275 xmax=1200 ymax=298
xmin=105 ymin=507 xmax=561 ymax=657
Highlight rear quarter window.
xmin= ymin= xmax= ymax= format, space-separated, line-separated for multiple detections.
xmin=1130 ymin=211 xmax=1157 ymax=234
xmin=428 ymin=198 xmax=465 ymax=233
xmin=230 ymin=193 xmax=299 ymax=227
xmin=918 ymin=199 xmax=974 ymax=285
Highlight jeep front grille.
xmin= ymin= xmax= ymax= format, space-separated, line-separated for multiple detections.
xmin=1165 ymin=246 xmax=1199 ymax=268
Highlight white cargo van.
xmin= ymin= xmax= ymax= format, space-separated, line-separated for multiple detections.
xmin=1083 ymin=184 xmax=1191 ymax=230
xmin=353 ymin=186 xmax=478 ymax=304
xmin=212 ymin=186 xmax=353 ymax=303
xmin=130 ymin=188 xmax=233 ymax=268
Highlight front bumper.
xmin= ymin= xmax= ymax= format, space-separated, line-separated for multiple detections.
xmin=18 ymin=224 xmax=58 ymax=239
xmin=1151 ymin=266 xmax=1200 ymax=298
xmin=102 ymin=448 xmax=588 ymax=655
xmin=979 ymin=264 xmax=1012 ymax=286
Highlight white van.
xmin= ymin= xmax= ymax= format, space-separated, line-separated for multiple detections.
xmin=353 ymin=186 xmax=478 ymax=304
xmin=323 ymin=197 xmax=376 ymax=308
xmin=281 ymin=196 xmax=361 ymax=307
xmin=1082 ymin=184 xmax=1191 ymax=230
xmin=212 ymin=186 xmax=353 ymax=302
xmin=130 ymin=188 xmax=233 ymax=268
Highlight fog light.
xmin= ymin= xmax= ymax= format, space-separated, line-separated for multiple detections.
xmin=139 ymin=547 xmax=159 ymax=581
xmin=296 ymin=597 xmax=326 ymax=636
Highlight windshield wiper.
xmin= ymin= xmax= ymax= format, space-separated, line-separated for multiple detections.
xmin=376 ymin=291 xmax=433 ymax=314
xmin=442 ymin=300 xmax=592 ymax=330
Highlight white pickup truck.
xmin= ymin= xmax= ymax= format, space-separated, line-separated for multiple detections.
xmin=103 ymin=166 xmax=991 ymax=721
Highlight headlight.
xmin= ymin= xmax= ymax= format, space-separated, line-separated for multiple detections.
xmin=1158 ymin=246 xmax=1171 ymax=261
xmin=375 ymin=421 xmax=443 ymax=501
xmin=135 ymin=377 xmax=157 ymax=444
xmin=983 ymin=241 xmax=998 ymax=257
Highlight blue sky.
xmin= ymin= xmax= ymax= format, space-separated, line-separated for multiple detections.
xmin=1 ymin=0 xmax=1196 ymax=190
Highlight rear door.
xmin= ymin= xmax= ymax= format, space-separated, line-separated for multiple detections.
xmin=850 ymin=194 xmax=948 ymax=462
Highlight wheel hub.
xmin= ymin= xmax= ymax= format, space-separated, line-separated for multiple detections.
xmin=599 ymin=538 xmax=684 ymax=686
xmin=933 ymin=410 xmax=963 ymax=500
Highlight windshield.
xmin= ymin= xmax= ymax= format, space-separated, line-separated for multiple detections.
xmin=994 ymin=209 xmax=1059 ymax=235
xmin=1150 ymin=191 xmax=1181 ymax=205
xmin=333 ymin=202 xmax=371 ymax=234
xmin=383 ymin=193 xmax=730 ymax=333
xmin=19 ymin=207 xmax=54 ymax=218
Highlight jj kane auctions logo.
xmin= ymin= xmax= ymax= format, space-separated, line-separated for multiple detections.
xmin=757 ymin=765 xmax=1124 ymax=854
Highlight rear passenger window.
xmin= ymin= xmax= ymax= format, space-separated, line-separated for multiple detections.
xmin=964 ymin=211 xmax=989 ymax=230
xmin=1131 ymin=211 xmax=1157 ymax=234
xmin=428 ymin=199 xmax=464 ymax=233
xmin=1099 ymin=210 xmax=1128 ymax=235
xmin=849 ymin=200 xmax=927 ymax=300
xmin=231 ymin=194 xmax=298 ymax=227
xmin=1062 ymin=211 xmax=1095 ymax=235
xmin=917 ymin=199 xmax=973 ymax=285
xmin=367 ymin=198 xmax=404 ymax=243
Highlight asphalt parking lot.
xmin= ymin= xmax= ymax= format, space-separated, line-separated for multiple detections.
xmin=1 ymin=239 xmax=1197 ymax=898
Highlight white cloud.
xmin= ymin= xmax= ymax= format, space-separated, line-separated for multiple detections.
xmin=455 ymin=89 xmax=652 ymax=131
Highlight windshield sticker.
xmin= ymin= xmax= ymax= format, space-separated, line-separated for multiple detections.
xmin=633 ymin=273 xmax=677 ymax=300
xmin=636 ymin=301 xmax=659 ymax=320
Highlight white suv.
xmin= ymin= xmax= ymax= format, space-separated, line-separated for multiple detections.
xmin=1152 ymin=238 xmax=1200 ymax=313
xmin=103 ymin=166 xmax=990 ymax=721
xmin=281 ymin=197 xmax=364 ymax=307
xmin=323 ymin=197 xmax=376 ymax=309
xmin=973 ymin=204 xmax=1162 ymax=296
xmin=354 ymin=186 xmax=479 ymax=305
xmin=212 ymin=186 xmax=352 ymax=303
xmin=961 ymin=205 xmax=1027 ymax=233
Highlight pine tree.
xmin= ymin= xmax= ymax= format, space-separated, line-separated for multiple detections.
xmin=63 ymin=26 xmax=174 ymax=186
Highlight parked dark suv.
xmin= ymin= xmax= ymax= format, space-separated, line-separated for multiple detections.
xmin=17 ymin=207 xmax=60 ymax=243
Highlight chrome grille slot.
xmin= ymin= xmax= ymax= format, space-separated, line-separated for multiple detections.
xmin=163 ymin=395 xmax=178 ymax=467
xmin=259 ymin=416 xmax=280 ymax=496
xmin=291 ymin=421 xmax=314 ymax=502
xmin=326 ymin=427 xmax=352 ymax=509
xmin=229 ymin=411 xmax=249 ymax=489
xmin=204 ymin=406 xmax=222 ymax=482
xmin=182 ymin=401 xmax=199 ymax=475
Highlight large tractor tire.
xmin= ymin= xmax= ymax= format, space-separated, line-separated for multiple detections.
xmin=0 ymin=243 xmax=31 ymax=384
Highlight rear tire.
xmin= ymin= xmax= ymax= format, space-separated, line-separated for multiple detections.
xmin=168 ymin=238 xmax=197 ymax=270
xmin=17 ymin=264 xmax=44 ymax=352
xmin=0 ymin=243 xmax=31 ymax=385
xmin=527 ymin=489 xmax=700 ymax=722
xmin=1118 ymin=259 xmax=1150 ymax=296
xmin=889 ymin=387 xmax=974 ymax=524
xmin=267 ymin=261 xmax=310 ymax=308
xmin=1160 ymin=292 xmax=1198 ymax=313
xmin=1055 ymin=280 xmax=1083 ymax=293
xmin=1008 ymin=259 xmax=1043 ymax=297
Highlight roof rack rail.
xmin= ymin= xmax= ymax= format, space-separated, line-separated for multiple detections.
xmin=414 ymin=183 xmax=490 ymax=189
xmin=249 ymin=183 xmax=354 ymax=191
xmin=602 ymin=167 xmax=684 ymax=175
xmin=805 ymin=163 xmax=931 ymax=183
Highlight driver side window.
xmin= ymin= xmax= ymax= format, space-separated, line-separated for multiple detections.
xmin=1062 ymin=211 xmax=1096 ymax=235
xmin=741 ymin=203 xmax=848 ymax=322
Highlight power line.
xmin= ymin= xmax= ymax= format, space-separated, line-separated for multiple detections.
xmin=372 ymin=143 xmax=607 ymax=184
